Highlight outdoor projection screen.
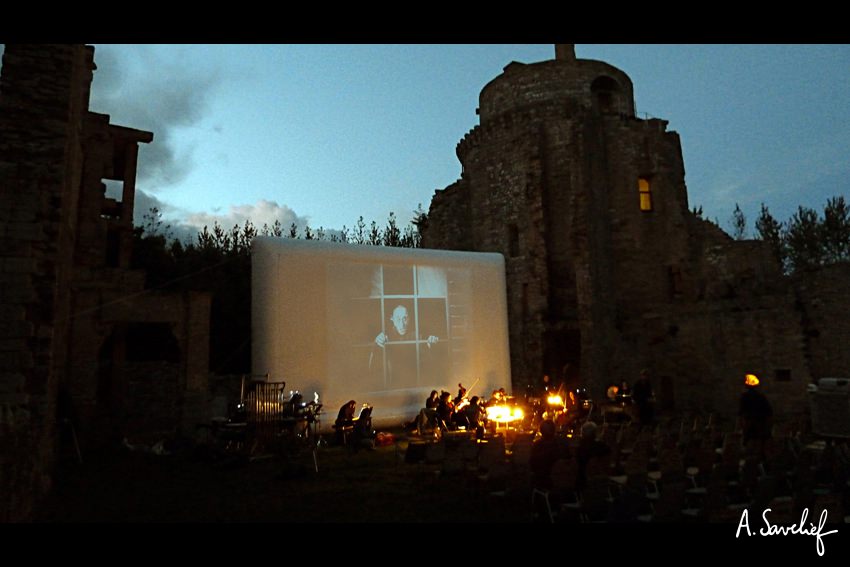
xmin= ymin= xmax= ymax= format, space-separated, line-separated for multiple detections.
xmin=252 ymin=237 xmax=511 ymax=425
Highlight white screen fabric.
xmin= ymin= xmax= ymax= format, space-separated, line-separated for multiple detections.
xmin=252 ymin=237 xmax=511 ymax=426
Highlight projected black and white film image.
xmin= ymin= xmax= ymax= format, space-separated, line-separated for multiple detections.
xmin=252 ymin=237 xmax=510 ymax=423
xmin=328 ymin=263 xmax=471 ymax=394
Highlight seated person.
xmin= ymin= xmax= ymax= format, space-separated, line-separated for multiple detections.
xmin=350 ymin=405 xmax=375 ymax=450
xmin=454 ymin=383 xmax=468 ymax=406
xmin=463 ymin=396 xmax=486 ymax=438
xmin=334 ymin=400 xmax=357 ymax=445
xmin=487 ymin=389 xmax=504 ymax=407
xmin=416 ymin=390 xmax=440 ymax=434
xmin=529 ymin=419 xmax=571 ymax=491
xmin=436 ymin=391 xmax=455 ymax=430
xmin=575 ymin=422 xmax=611 ymax=492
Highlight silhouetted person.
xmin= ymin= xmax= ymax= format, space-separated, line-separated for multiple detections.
xmin=575 ymin=422 xmax=611 ymax=492
xmin=529 ymin=419 xmax=571 ymax=491
xmin=416 ymin=390 xmax=440 ymax=434
xmin=335 ymin=400 xmax=357 ymax=445
xmin=436 ymin=391 xmax=454 ymax=430
xmin=739 ymin=374 xmax=773 ymax=460
xmin=463 ymin=396 xmax=486 ymax=438
xmin=632 ymin=369 xmax=655 ymax=427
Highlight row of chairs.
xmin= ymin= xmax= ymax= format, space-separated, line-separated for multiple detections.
xmin=530 ymin=421 xmax=850 ymax=523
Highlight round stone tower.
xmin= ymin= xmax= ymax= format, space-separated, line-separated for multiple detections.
xmin=477 ymin=44 xmax=635 ymax=124
xmin=424 ymin=45 xmax=693 ymax=400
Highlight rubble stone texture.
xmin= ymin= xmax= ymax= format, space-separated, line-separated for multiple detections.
xmin=0 ymin=45 xmax=210 ymax=521
xmin=422 ymin=45 xmax=849 ymax=418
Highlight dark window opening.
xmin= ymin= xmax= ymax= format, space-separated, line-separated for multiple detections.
xmin=591 ymin=76 xmax=621 ymax=115
xmin=125 ymin=323 xmax=180 ymax=363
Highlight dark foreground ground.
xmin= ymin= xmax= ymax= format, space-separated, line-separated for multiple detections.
xmin=33 ymin=431 xmax=528 ymax=523
xmin=28 ymin=424 xmax=850 ymax=560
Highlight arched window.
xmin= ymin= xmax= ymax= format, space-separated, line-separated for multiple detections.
xmin=638 ymin=177 xmax=653 ymax=212
xmin=590 ymin=76 xmax=621 ymax=114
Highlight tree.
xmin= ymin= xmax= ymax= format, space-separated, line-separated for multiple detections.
xmin=729 ymin=203 xmax=747 ymax=240
xmin=353 ymin=216 xmax=366 ymax=245
xmin=822 ymin=196 xmax=850 ymax=264
xmin=368 ymin=220 xmax=382 ymax=246
xmin=382 ymin=212 xmax=401 ymax=247
xmin=785 ymin=206 xmax=824 ymax=272
xmin=754 ymin=203 xmax=786 ymax=271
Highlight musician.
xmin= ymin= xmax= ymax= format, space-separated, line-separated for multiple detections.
xmin=454 ymin=383 xmax=468 ymax=405
xmin=426 ymin=390 xmax=440 ymax=409
xmin=463 ymin=396 xmax=486 ymax=438
xmin=416 ymin=390 xmax=440 ymax=434
xmin=436 ymin=391 xmax=455 ymax=430
xmin=334 ymin=400 xmax=357 ymax=445
xmin=487 ymin=389 xmax=504 ymax=407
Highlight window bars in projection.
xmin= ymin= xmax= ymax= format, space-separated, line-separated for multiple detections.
xmin=357 ymin=264 xmax=465 ymax=390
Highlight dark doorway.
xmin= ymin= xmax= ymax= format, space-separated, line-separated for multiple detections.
xmin=543 ymin=329 xmax=581 ymax=389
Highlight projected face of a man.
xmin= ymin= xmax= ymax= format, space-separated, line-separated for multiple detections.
xmin=390 ymin=305 xmax=409 ymax=336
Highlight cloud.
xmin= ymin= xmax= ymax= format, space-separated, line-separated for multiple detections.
xmin=89 ymin=45 xmax=221 ymax=190
xmin=130 ymin=192 xmax=316 ymax=244
xmin=183 ymin=199 xmax=311 ymax=233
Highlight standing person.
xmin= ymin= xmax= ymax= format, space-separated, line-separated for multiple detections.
xmin=632 ymin=369 xmax=655 ymax=427
xmin=739 ymin=373 xmax=773 ymax=460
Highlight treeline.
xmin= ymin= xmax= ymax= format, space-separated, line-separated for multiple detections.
xmin=726 ymin=196 xmax=850 ymax=274
xmin=131 ymin=207 xmax=427 ymax=374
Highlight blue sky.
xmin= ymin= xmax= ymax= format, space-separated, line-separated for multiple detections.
xmin=5 ymin=44 xmax=850 ymax=240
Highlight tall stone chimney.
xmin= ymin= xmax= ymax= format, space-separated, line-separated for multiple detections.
xmin=555 ymin=44 xmax=576 ymax=61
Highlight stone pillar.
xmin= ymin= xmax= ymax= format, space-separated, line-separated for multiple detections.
xmin=555 ymin=44 xmax=576 ymax=62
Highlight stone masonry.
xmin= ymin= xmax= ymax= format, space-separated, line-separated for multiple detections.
xmin=422 ymin=45 xmax=848 ymax=420
xmin=0 ymin=45 xmax=210 ymax=521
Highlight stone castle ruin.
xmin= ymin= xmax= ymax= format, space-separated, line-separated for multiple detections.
xmin=422 ymin=45 xmax=850 ymax=418
xmin=1 ymin=43 xmax=848 ymax=521
xmin=0 ymin=45 xmax=211 ymax=521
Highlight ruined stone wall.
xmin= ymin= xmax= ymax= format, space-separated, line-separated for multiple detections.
xmin=421 ymin=51 xmax=834 ymax=421
xmin=794 ymin=263 xmax=850 ymax=380
xmin=0 ymin=45 xmax=212 ymax=520
xmin=0 ymin=44 xmax=91 ymax=521
xmin=423 ymin=179 xmax=472 ymax=251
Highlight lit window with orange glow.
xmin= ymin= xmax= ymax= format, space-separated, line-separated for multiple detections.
xmin=638 ymin=177 xmax=652 ymax=211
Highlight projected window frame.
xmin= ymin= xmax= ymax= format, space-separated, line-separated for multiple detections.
xmin=364 ymin=265 xmax=451 ymax=389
